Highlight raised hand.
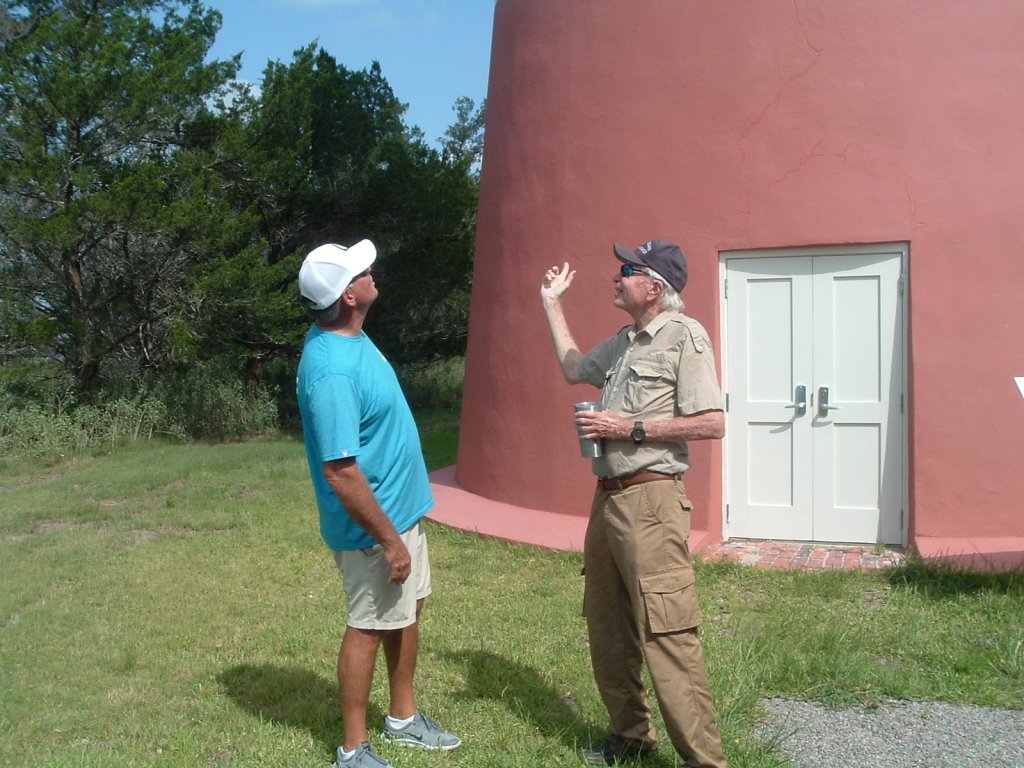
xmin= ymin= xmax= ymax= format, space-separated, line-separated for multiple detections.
xmin=541 ymin=262 xmax=576 ymax=303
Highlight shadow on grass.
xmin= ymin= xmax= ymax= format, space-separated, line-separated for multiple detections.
xmin=885 ymin=553 xmax=1024 ymax=599
xmin=218 ymin=664 xmax=378 ymax=757
xmin=442 ymin=649 xmax=581 ymax=737
xmin=441 ymin=649 xmax=679 ymax=767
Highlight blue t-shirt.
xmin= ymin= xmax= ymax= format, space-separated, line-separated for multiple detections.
xmin=296 ymin=325 xmax=434 ymax=550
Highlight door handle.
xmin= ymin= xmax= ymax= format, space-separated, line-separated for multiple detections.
xmin=784 ymin=384 xmax=807 ymax=416
xmin=818 ymin=386 xmax=841 ymax=418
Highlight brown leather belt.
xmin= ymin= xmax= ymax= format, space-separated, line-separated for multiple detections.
xmin=598 ymin=471 xmax=682 ymax=491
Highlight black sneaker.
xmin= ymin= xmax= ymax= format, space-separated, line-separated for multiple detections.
xmin=581 ymin=734 xmax=656 ymax=765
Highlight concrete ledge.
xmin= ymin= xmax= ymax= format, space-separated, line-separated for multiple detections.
xmin=428 ymin=465 xmax=719 ymax=556
xmin=428 ymin=465 xmax=587 ymax=551
xmin=427 ymin=466 xmax=1024 ymax=574
xmin=914 ymin=536 xmax=1024 ymax=571
xmin=689 ymin=528 xmax=721 ymax=555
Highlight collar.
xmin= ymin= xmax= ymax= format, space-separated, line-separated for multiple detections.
xmin=628 ymin=309 xmax=675 ymax=342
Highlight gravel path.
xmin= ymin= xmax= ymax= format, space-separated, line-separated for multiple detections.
xmin=758 ymin=699 xmax=1024 ymax=767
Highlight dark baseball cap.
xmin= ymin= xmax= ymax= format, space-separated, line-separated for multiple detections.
xmin=613 ymin=239 xmax=688 ymax=292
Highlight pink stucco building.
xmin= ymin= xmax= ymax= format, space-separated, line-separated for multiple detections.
xmin=433 ymin=0 xmax=1024 ymax=569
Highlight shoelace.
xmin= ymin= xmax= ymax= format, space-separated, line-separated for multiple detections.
xmin=416 ymin=712 xmax=443 ymax=732
xmin=343 ymin=742 xmax=389 ymax=766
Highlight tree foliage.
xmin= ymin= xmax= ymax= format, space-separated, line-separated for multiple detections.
xmin=0 ymin=0 xmax=484 ymax=432
xmin=0 ymin=0 xmax=238 ymax=399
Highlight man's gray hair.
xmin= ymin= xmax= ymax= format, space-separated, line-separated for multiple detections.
xmin=647 ymin=268 xmax=685 ymax=312
xmin=306 ymin=296 xmax=343 ymax=324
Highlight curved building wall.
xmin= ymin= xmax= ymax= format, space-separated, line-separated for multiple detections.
xmin=457 ymin=0 xmax=1024 ymax=552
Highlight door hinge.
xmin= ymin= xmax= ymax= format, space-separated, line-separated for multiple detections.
xmin=726 ymin=504 xmax=730 ymax=524
xmin=897 ymin=276 xmax=905 ymax=296
xmin=725 ymin=393 xmax=730 ymax=412
xmin=900 ymin=508 xmax=905 ymax=528
xmin=723 ymin=279 xmax=729 ymax=299
xmin=901 ymin=393 xmax=905 ymax=413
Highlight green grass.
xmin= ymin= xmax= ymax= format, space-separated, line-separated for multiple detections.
xmin=1 ymin=425 xmax=1022 ymax=768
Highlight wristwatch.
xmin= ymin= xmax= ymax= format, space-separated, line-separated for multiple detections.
xmin=631 ymin=421 xmax=646 ymax=445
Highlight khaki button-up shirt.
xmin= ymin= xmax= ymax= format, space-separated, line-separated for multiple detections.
xmin=577 ymin=311 xmax=724 ymax=478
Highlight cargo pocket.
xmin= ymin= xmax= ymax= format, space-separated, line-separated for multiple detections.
xmin=639 ymin=566 xmax=702 ymax=633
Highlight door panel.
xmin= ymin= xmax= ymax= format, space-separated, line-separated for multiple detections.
xmin=726 ymin=256 xmax=813 ymax=540
xmin=811 ymin=254 xmax=903 ymax=543
xmin=724 ymin=246 xmax=905 ymax=545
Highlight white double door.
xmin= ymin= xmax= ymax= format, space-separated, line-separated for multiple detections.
xmin=723 ymin=244 xmax=906 ymax=545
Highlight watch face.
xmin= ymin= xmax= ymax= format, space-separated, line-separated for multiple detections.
xmin=632 ymin=423 xmax=645 ymax=442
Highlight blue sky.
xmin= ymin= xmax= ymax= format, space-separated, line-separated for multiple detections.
xmin=205 ymin=0 xmax=495 ymax=148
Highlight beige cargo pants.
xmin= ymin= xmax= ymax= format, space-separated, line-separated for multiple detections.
xmin=583 ymin=477 xmax=728 ymax=768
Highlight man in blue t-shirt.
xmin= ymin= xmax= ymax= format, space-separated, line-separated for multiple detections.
xmin=297 ymin=239 xmax=461 ymax=768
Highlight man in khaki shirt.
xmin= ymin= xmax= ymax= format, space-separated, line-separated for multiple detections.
xmin=540 ymin=240 xmax=728 ymax=768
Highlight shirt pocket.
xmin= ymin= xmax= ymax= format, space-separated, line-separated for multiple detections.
xmin=638 ymin=565 xmax=703 ymax=633
xmin=624 ymin=357 xmax=673 ymax=413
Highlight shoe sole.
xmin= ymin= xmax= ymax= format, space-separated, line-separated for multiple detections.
xmin=581 ymin=747 xmax=656 ymax=765
xmin=381 ymin=733 xmax=461 ymax=751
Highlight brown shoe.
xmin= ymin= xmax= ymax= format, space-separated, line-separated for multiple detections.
xmin=581 ymin=734 xmax=656 ymax=765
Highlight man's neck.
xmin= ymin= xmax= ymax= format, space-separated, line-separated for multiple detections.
xmin=316 ymin=310 xmax=365 ymax=337
xmin=631 ymin=304 xmax=664 ymax=333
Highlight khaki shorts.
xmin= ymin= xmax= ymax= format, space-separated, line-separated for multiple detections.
xmin=332 ymin=519 xmax=432 ymax=630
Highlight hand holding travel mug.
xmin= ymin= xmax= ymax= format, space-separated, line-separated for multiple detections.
xmin=574 ymin=401 xmax=603 ymax=458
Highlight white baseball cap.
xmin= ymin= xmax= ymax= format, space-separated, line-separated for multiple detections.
xmin=298 ymin=239 xmax=377 ymax=310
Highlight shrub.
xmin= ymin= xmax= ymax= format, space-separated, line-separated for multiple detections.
xmin=396 ymin=356 xmax=464 ymax=413
xmin=0 ymin=402 xmax=78 ymax=457
xmin=0 ymin=397 xmax=180 ymax=458
xmin=153 ymin=361 xmax=279 ymax=441
xmin=0 ymin=358 xmax=278 ymax=457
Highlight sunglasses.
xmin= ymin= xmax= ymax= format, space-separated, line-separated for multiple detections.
xmin=619 ymin=263 xmax=650 ymax=278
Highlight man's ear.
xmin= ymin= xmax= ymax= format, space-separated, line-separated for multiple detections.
xmin=339 ymin=286 xmax=357 ymax=307
xmin=648 ymin=280 xmax=665 ymax=301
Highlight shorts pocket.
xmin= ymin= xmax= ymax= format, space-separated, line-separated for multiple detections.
xmin=639 ymin=566 xmax=702 ymax=633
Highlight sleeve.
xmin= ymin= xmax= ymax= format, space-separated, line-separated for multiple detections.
xmin=306 ymin=373 xmax=362 ymax=462
xmin=676 ymin=324 xmax=725 ymax=415
xmin=577 ymin=330 xmax=627 ymax=387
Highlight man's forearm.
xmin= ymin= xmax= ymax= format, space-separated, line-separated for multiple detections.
xmin=542 ymin=297 xmax=583 ymax=383
xmin=322 ymin=459 xmax=402 ymax=547
xmin=323 ymin=458 xmax=411 ymax=584
xmin=643 ymin=410 xmax=725 ymax=442
xmin=579 ymin=409 xmax=725 ymax=443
